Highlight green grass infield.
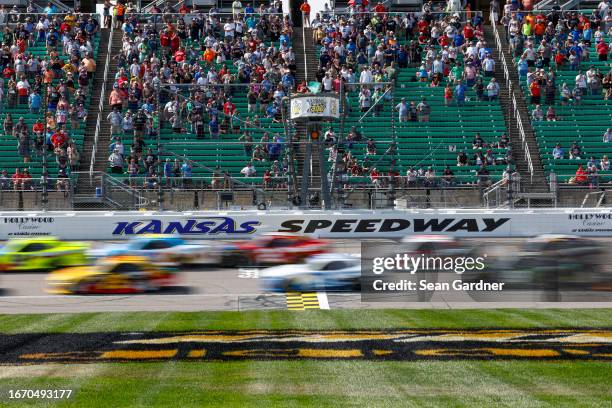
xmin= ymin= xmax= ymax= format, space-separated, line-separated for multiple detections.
xmin=0 ymin=309 xmax=610 ymax=407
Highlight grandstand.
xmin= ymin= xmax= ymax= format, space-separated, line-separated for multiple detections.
xmin=314 ymin=10 xmax=514 ymax=195
xmin=98 ymin=11 xmax=297 ymax=190
xmin=0 ymin=12 xmax=101 ymax=191
xmin=0 ymin=0 xmax=610 ymax=210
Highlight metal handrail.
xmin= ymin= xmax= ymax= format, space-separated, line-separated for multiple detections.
xmin=358 ymin=87 xmax=392 ymax=123
xmin=121 ymin=11 xmax=286 ymax=19
xmin=102 ymin=172 xmax=149 ymax=207
xmin=301 ymin=18 xmax=308 ymax=81
xmin=90 ymin=25 xmax=114 ymax=175
xmin=512 ymin=91 xmax=534 ymax=183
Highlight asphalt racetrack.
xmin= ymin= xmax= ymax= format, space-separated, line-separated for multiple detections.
xmin=1 ymin=239 xmax=611 ymax=314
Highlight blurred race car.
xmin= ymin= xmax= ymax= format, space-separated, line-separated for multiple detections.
xmin=89 ymin=235 xmax=219 ymax=265
xmin=46 ymin=256 xmax=177 ymax=294
xmin=220 ymin=233 xmax=329 ymax=267
xmin=480 ymin=234 xmax=607 ymax=288
xmin=400 ymin=235 xmax=466 ymax=256
xmin=260 ymin=254 xmax=360 ymax=292
xmin=0 ymin=237 xmax=88 ymax=272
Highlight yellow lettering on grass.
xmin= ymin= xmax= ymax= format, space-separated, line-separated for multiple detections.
xmin=101 ymin=349 xmax=177 ymax=359
xmin=297 ymin=349 xmax=363 ymax=358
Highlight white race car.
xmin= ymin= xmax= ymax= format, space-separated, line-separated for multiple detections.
xmin=260 ymin=254 xmax=361 ymax=292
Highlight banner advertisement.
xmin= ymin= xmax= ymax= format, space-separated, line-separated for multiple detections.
xmin=1 ymin=209 xmax=612 ymax=240
xmin=290 ymin=96 xmax=340 ymax=119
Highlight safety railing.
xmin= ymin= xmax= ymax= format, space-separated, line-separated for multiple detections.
xmin=301 ymin=17 xmax=309 ymax=81
xmin=550 ymin=173 xmax=612 ymax=185
xmin=119 ymin=11 xmax=286 ymax=26
xmin=90 ymin=25 xmax=114 ymax=175
xmin=483 ymin=172 xmax=521 ymax=207
xmin=0 ymin=12 xmax=100 ymax=26
xmin=490 ymin=16 xmax=510 ymax=89
xmin=513 ymin=93 xmax=533 ymax=182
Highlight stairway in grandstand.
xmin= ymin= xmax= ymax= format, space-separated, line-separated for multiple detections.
xmin=77 ymin=28 xmax=110 ymax=180
xmin=293 ymin=27 xmax=323 ymax=192
xmin=75 ymin=28 xmax=122 ymax=200
xmin=484 ymin=24 xmax=550 ymax=193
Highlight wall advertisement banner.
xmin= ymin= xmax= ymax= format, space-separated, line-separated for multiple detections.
xmin=1 ymin=210 xmax=612 ymax=240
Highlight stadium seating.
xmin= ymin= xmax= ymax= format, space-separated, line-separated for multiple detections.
xmin=109 ymin=12 xmax=294 ymax=187
xmin=0 ymin=26 xmax=100 ymax=184
xmin=514 ymin=21 xmax=611 ymax=183
xmin=342 ymin=69 xmax=509 ymax=184
xmin=318 ymin=35 xmax=511 ymax=186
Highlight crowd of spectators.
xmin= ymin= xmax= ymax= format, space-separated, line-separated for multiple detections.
xmin=0 ymin=8 xmax=97 ymax=192
xmin=311 ymin=1 xmax=511 ymax=187
xmin=105 ymin=0 xmax=295 ymax=189
xmin=502 ymin=0 xmax=611 ymax=186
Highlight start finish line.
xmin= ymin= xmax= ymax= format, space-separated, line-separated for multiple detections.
xmin=0 ymin=209 xmax=611 ymax=240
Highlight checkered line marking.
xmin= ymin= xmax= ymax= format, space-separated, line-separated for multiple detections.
xmin=286 ymin=292 xmax=320 ymax=310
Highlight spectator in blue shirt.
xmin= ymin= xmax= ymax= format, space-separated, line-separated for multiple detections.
xmin=28 ymin=90 xmax=41 ymax=114
xmin=453 ymin=33 xmax=465 ymax=47
xmin=552 ymin=143 xmax=564 ymax=159
xmin=181 ymin=160 xmax=192 ymax=188
xmin=44 ymin=2 xmax=56 ymax=16
xmin=455 ymin=82 xmax=466 ymax=106
xmin=209 ymin=116 xmax=219 ymax=139
xmin=163 ymin=158 xmax=173 ymax=186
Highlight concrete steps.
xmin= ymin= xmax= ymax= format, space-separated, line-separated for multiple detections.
xmin=484 ymin=24 xmax=550 ymax=194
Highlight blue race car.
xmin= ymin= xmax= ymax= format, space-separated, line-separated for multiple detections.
xmin=89 ymin=235 xmax=220 ymax=265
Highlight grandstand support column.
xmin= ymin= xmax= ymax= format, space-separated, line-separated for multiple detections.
xmin=299 ymin=137 xmax=311 ymax=208
xmin=156 ymin=86 xmax=164 ymax=211
xmin=316 ymin=127 xmax=332 ymax=210
xmin=41 ymin=150 xmax=48 ymax=211
xmin=281 ymin=97 xmax=299 ymax=205
xmin=507 ymin=173 xmax=514 ymax=208
xmin=329 ymin=82 xmax=347 ymax=209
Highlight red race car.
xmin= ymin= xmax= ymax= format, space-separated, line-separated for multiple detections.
xmin=221 ymin=233 xmax=330 ymax=267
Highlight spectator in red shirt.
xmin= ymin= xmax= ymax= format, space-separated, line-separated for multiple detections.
xmin=296 ymin=80 xmax=308 ymax=93
xmin=370 ymin=167 xmax=380 ymax=186
xmin=438 ymin=33 xmax=451 ymax=47
xmin=529 ymin=81 xmax=541 ymax=104
xmin=223 ymin=99 xmax=236 ymax=116
xmin=575 ymin=164 xmax=587 ymax=185
xmin=11 ymin=168 xmax=23 ymax=190
xmin=463 ymin=23 xmax=475 ymax=40
xmin=596 ymin=42 xmax=609 ymax=61
xmin=3 ymin=66 xmax=14 ymax=78
xmin=160 ymin=30 xmax=170 ymax=48
xmin=417 ymin=18 xmax=429 ymax=34
xmin=170 ymin=32 xmax=180 ymax=52
xmin=32 ymin=121 xmax=44 ymax=135
xmin=178 ymin=2 xmax=190 ymax=13
xmin=174 ymin=47 xmax=186 ymax=63
xmin=51 ymin=130 xmax=68 ymax=150
xmin=373 ymin=2 xmax=386 ymax=13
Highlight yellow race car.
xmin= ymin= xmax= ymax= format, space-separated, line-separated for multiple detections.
xmin=0 ymin=237 xmax=89 ymax=272
xmin=46 ymin=256 xmax=178 ymax=294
